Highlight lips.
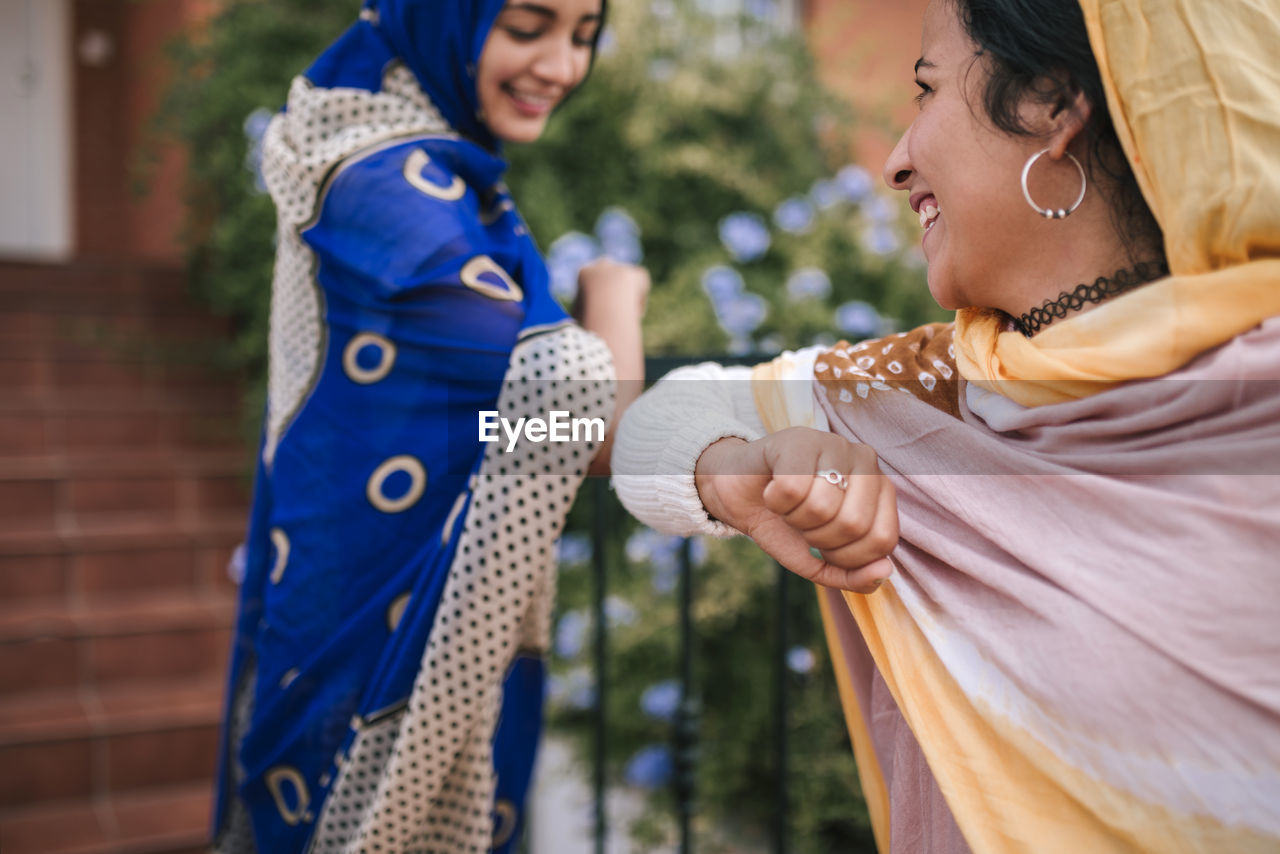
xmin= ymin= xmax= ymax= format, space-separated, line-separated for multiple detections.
xmin=502 ymin=84 xmax=558 ymax=117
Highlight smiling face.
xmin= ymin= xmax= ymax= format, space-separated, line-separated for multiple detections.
xmin=476 ymin=0 xmax=602 ymax=144
xmin=882 ymin=0 xmax=1078 ymax=312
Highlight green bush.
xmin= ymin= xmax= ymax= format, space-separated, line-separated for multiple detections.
xmin=161 ymin=1 xmax=941 ymax=849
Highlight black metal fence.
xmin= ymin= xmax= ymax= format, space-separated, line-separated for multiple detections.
xmin=584 ymin=478 xmax=797 ymax=854
xmin=582 ymin=354 xmax=799 ymax=854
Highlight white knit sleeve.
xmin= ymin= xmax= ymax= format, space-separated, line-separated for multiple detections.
xmin=610 ymin=361 xmax=764 ymax=538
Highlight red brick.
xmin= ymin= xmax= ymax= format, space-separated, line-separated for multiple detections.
xmin=0 ymin=415 xmax=48 ymax=458
xmin=86 ymin=626 xmax=229 ymax=687
xmin=73 ymin=547 xmax=199 ymax=600
xmin=0 ymin=360 xmax=50 ymax=397
xmin=0 ymin=636 xmax=78 ymax=694
xmin=104 ymin=723 xmax=219 ymax=791
xmin=0 ymin=481 xmax=57 ymax=527
xmin=59 ymin=411 xmax=164 ymax=453
xmin=194 ymin=475 xmax=249 ymax=514
xmin=0 ymin=795 xmax=111 ymax=854
xmin=66 ymin=476 xmax=180 ymax=518
xmin=0 ymin=555 xmax=67 ymax=602
xmin=0 ymin=736 xmax=93 ymax=806
xmin=50 ymin=357 xmax=157 ymax=392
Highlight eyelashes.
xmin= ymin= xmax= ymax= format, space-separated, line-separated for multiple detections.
xmin=501 ymin=26 xmax=598 ymax=47
xmin=913 ymin=80 xmax=932 ymax=105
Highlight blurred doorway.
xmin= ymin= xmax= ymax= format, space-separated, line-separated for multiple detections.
xmin=0 ymin=0 xmax=73 ymax=260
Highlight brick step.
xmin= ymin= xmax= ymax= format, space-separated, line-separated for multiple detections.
xmin=0 ymin=589 xmax=236 ymax=698
xmin=0 ymin=312 xmax=233 ymax=363
xmin=0 ymin=452 xmax=249 ymax=531
xmin=0 ymin=776 xmax=213 ymax=854
xmin=0 ymin=260 xmax=205 ymax=309
xmin=0 ymin=355 xmax=236 ymax=400
xmin=0 ymin=677 xmax=225 ymax=808
xmin=0 ymin=513 xmax=244 ymax=607
xmin=0 ymin=398 xmax=248 ymax=460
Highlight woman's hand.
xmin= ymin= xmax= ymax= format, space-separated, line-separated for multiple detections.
xmin=574 ymin=259 xmax=649 ymax=475
xmin=574 ymin=258 xmax=650 ymax=317
xmin=695 ymin=428 xmax=898 ymax=592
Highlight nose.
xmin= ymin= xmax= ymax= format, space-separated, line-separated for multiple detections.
xmin=882 ymin=123 xmax=913 ymax=191
xmin=533 ymin=36 xmax=582 ymax=88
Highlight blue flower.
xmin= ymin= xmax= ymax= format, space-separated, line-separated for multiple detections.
xmin=604 ymin=595 xmax=637 ymax=628
xmin=716 ymin=292 xmax=769 ymax=337
xmin=595 ymin=207 xmax=643 ymax=263
xmin=244 ymin=108 xmax=273 ymax=143
xmin=688 ymin=537 xmax=708 ymax=567
xmin=640 ymin=680 xmax=682 ymax=721
xmin=787 ymin=646 xmax=816 ymax=674
xmin=625 ymin=527 xmax=658 ymax=563
xmin=785 ymin=268 xmax=832 ymax=302
xmin=556 ymin=533 xmax=592 ymax=566
xmin=547 ymin=231 xmax=603 ymax=301
xmin=834 ymin=301 xmax=882 ymax=338
xmin=628 ymin=528 xmax=685 ymax=593
xmin=810 ymin=178 xmax=842 ymax=210
xmin=745 ymin=0 xmax=776 ymax=21
xmin=700 ymin=265 xmax=745 ymax=306
xmin=554 ymin=610 xmax=589 ymax=659
xmin=227 ymin=543 xmax=247 ymax=585
xmin=862 ymin=223 xmax=901 ymax=256
xmin=862 ymin=195 xmax=897 ymax=224
xmin=554 ymin=667 xmax=596 ymax=710
xmin=836 ymin=164 xmax=873 ymax=203
xmin=648 ymin=58 xmax=677 ymax=82
xmin=718 ymin=212 xmax=771 ymax=263
xmin=624 ymin=745 xmax=674 ymax=789
xmin=652 ymin=564 xmax=678 ymax=594
xmin=773 ymin=196 xmax=815 ymax=234
xmin=243 ymin=107 xmax=274 ymax=194
xmin=756 ymin=334 xmax=785 ymax=355
xmin=596 ymin=28 xmax=617 ymax=55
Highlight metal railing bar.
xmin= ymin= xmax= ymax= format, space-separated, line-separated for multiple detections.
xmin=772 ymin=562 xmax=791 ymax=854
xmin=676 ymin=537 xmax=697 ymax=853
xmin=591 ymin=478 xmax=610 ymax=854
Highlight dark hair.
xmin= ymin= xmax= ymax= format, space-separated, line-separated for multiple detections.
xmin=953 ymin=0 xmax=1164 ymax=260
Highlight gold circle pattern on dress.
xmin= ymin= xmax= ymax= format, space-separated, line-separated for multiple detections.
xmin=461 ymin=255 xmax=523 ymax=302
xmin=402 ymin=148 xmax=466 ymax=201
xmin=269 ymin=527 xmax=291 ymax=585
xmin=342 ymin=332 xmax=397 ymax=385
xmin=366 ymin=455 xmax=427 ymax=514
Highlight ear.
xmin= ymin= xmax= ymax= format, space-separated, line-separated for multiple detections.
xmin=1047 ymin=89 xmax=1091 ymax=160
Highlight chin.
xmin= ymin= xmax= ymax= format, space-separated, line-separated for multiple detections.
xmin=490 ymin=118 xmax=549 ymax=146
xmin=925 ymin=269 xmax=963 ymax=312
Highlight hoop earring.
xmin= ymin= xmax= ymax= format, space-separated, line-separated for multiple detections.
xmin=1021 ymin=149 xmax=1086 ymax=220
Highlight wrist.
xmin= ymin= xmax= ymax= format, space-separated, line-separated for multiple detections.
xmin=694 ymin=436 xmax=748 ymax=524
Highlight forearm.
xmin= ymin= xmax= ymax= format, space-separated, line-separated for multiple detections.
xmin=579 ymin=296 xmax=645 ymax=475
xmin=611 ymin=362 xmax=764 ymax=536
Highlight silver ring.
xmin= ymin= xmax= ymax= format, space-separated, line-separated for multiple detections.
xmin=817 ymin=469 xmax=848 ymax=490
xmin=1020 ymin=148 xmax=1087 ymax=220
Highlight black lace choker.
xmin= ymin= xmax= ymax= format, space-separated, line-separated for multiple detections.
xmin=1012 ymin=260 xmax=1170 ymax=337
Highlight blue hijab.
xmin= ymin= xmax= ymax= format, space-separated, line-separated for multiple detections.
xmin=305 ymin=0 xmax=606 ymax=152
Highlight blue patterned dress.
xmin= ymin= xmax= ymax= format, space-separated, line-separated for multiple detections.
xmin=213 ymin=3 xmax=613 ymax=851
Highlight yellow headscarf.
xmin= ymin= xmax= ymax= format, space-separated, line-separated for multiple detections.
xmin=954 ymin=0 xmax=1280 ymax=407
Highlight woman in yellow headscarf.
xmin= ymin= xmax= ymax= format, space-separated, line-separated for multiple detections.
xmin=613 ymin=0 xmax=1280 ymax=851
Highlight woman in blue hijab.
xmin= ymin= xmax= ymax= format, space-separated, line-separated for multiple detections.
xmin=212 ymin=1 xmax=645 ymax=850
